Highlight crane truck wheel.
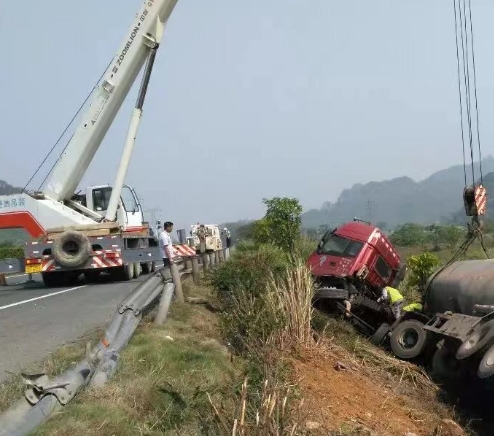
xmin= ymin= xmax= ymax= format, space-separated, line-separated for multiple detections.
xmin=389 ymin=320 xmax=427 ymax=360
xmin=456 ymin=320 xmax=494 ymax=360
xmin=52 ymin=230 xmax=92 ymax=268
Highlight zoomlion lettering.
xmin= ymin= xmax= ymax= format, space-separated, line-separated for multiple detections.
xmin=116 ymin=3 xmax=153 ymax=67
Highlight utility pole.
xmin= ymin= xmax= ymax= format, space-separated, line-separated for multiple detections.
xmin=142 ymin=201 xmax=162 ymax=235
xmin=366 ymin=199 xmax=375 ymax=224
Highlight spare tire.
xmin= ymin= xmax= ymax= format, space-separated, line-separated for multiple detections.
xmin=52 ymin=230 xmax=92 ymax=268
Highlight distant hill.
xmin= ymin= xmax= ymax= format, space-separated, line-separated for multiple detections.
xmin=302 ymin=156 xmax=494 ymax=230
xmin=0 ymin=180 xmax=22 ymax=196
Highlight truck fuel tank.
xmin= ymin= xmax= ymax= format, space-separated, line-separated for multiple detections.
xmin=424 ymin=259 xmax=494 ymax=317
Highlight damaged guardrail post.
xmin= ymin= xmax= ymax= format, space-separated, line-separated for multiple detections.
xmin=191 ymin=256 xmax=200 ymax=283
xmin=170 ymin=261 xmax=184 ymax=303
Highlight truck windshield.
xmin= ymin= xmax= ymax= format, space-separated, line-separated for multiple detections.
xmin=318 ymin=234 xmax=364 ymax=257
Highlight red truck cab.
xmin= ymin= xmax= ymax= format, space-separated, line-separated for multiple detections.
xmin=307 ymin=219 xmax=405 ymax=301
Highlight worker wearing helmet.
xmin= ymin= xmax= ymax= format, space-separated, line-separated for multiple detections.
xmin=377 ymin=285 xmax=405 ymax=320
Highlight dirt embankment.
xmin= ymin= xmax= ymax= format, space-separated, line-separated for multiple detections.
xmin=289 ymin=345 xmax=466 ymax=436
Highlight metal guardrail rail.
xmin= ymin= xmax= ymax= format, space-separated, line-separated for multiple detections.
xmin=0 ymin=248 xmax=232 ymax=436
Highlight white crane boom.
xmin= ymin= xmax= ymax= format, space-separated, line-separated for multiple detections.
xmin=44 ymin=0 xmax=178 ymax=203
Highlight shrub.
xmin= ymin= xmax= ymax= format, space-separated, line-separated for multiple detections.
xmin=214 ymin=260 xmax=314 ymax=354
xmin=253 ymin=197 xmax=303 ymax=252
xmin=0 ymin=245 xmax=24 ymax=260
xmin=209 ymin=243 xmax=289 ymax=302
xmin=406 ymin=252 xmax=441 ymax=292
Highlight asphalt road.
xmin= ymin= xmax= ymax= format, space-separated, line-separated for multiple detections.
xmin=0 ymin=275 xmax=146 ymax=383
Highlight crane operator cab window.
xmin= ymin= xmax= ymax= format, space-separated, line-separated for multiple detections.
xmin=92 ymin=187 xmax=112 ymax=212
xmin=120 ymin=185 xmax=139 ymax=214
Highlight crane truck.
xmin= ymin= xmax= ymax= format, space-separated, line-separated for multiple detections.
xmin=190 ymin=224 xmax=223 ymax=253
xmin=0 ymin=0 xmax=180 ymax=287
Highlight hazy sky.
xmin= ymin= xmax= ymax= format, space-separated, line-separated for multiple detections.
xmin=2 ymin=1 xmax=494 ymax=230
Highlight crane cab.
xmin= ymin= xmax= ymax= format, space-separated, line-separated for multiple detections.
xmin=80 ymin=184 xmax=144 ymax=230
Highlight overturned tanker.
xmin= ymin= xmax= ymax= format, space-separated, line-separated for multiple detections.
xmin=423 ymin=259 xmax=494 ymax=317
xmin=420 ymin=258 xmax=494 ymax=381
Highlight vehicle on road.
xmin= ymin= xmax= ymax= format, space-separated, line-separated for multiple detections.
xmin=190 ymin=224 xmax=223 ymax=253
xmin=0 ymin=0 xmax=180 ymax=287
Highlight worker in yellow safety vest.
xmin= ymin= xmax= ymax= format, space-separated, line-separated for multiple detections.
xmin=377 ymin=285 xmax=405 ymax=320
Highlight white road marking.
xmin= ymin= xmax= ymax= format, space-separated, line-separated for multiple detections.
xmin=0 ymin=286 xmax=86 ymax=311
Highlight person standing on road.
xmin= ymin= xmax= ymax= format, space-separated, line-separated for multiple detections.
xmin=159 ymin=221 xmax=175 ymax=268
xmin=377 ymin=285 xmax=405 ymax=320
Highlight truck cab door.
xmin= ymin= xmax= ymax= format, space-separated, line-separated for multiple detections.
xmin=120 ymin=185 xmax=144 ymax=230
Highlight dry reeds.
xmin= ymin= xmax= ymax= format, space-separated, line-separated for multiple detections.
xmin=263 ymin=262 xmax=315 ymax=349
xmin=208 ymin=376 xmax=305 ymax=436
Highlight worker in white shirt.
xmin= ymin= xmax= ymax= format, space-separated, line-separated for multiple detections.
xmin=159 ymin=221 xmax=175 ymax=268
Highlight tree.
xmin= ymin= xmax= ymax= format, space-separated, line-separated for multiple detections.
xmin=254 ymin=197 xmax=303 ymax=251
xmin=407 ymin=252 xmax=441 ymax=292
xmin=236 ymin=222 xmax=257 ymax=241
xmin=434 ymin=225 xmax=466 ymax=249
xmin=389 ymin=223 xmax=427 ymax=247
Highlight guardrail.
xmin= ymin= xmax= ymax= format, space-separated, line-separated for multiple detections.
xmin=0 ymin=248 xmax=232 ymax=436
xmin=0 ymin=245 xmax=230 ymax=287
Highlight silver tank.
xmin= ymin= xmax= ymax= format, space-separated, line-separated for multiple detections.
xmin=424 ymin=259 xmax=494 ymax=316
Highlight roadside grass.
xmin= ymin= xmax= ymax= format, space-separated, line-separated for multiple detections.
xmin=0 ymin=328 xmax=103 ymax=413
xmin=32 ymin=280 xmax=239 ymax=436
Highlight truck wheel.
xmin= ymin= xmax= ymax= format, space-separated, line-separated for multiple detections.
xmin=370 ymin=323 xmax=390 ymax=346
xmin=133 ymin=262 xmax=141 ymax=278
xmin=456 ymin=320 xmax=494 ymax=360
xmin=141 ymin=262 xmax=151 ymax=274
xmin=84 ymin=270 xmax=101 ymax=283
xmin=477 ymin=343 xmax=494 ymax=379
xmin=42 ymin=272 xmax=63 ymax=287
xmin=389 ymin=320 xmax=427 ymax=360
xmin=112 ymin=264 xmax=133 ymax=281
xmin=431 ymin=345 xmax=462 ymax=381
xmin=52 ymin=230 xmax=92 ymax=268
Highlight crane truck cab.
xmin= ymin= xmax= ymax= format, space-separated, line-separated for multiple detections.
xmin=72 ymin=184 xmax=144 ymax=230
xmin=308 ymin=219 xmax=406 ymax=331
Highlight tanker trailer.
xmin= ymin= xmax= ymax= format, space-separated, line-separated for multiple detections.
xmin=373 ymin=259 xmax=494 ymax=368
xmin=423 ymin=259 xmax=494 ymax=317
xmin=422 ymin=259 xmax=494 ymax=382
